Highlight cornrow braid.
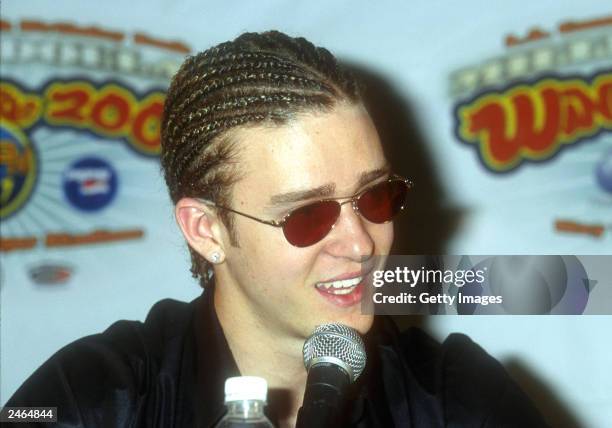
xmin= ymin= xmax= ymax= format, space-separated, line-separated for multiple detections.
xmin=166 ymin=51 xmax=323 ymax=106
xmin=168 ymin=70 xmax=334 ymax=138
xmin=160 ymin=30 xmax=363 ymax=288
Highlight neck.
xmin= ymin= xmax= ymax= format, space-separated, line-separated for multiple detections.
xmin=213 ymin=277 xmax=308 ymax=426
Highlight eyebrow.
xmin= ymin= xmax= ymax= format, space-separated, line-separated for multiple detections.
xmin=268 ymin=165 xmax=391 ymax=206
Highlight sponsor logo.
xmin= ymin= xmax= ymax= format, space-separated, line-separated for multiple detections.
xmin=1 ymin=79 xmax=164 ymax=157
xmin=0 ymin=122 xmax=38 ymax=219
xmin=0 ymin=19 xmax=188 ymax=244
xmin=455 ymin=72 xmax=612 ymax=171
xmin=62 ymin=157 xmax=118 ymax=211
xmin=451 ymin=15 xmax=612 ymax=172
xmin=28 ymin=263 xmax=74 ymax=285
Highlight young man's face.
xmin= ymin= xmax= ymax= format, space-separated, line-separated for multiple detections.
xmin=216 ymin=102 xmax=393 ymax=339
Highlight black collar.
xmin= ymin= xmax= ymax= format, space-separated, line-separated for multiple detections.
xmin=192 ymin=287 xmax=240 ymax=427
xmin=189 ymin=286 xmax=406 ymax=427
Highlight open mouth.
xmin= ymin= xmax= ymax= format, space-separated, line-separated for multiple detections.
xmin=315 ymin=276 xmax=363 ymax=295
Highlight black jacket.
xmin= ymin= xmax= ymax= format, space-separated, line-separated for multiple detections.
xmin=6 ymin=288 xmax=548 ymax=427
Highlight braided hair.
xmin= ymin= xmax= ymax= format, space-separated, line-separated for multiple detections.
xmin=160 ymin=30 xmax=362 ymax=287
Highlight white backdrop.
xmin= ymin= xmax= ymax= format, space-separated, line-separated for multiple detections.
xmin=1 ymin=1 xmax=611 ymax=427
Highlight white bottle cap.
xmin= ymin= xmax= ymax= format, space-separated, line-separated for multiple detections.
xmin=224 ymin=376 xmax=268 ymax=403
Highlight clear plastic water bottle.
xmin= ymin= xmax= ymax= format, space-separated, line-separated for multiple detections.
xmin=214 ymin=376 xmax=275 ymax=428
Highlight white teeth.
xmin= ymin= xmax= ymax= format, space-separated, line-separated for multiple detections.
xmin=315 ymin=277 xmax=362 ymax=295
xmin=329 ymin=287 xmax=353 ymax=295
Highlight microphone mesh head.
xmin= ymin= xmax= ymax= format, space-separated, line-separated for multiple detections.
xmin=302 ymin=323 xmax=367 ymax=382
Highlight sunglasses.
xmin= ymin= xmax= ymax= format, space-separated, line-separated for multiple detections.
xmin=198 ymin=175 xmax=413 ymax=247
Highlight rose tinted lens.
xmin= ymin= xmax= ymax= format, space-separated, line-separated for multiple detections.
xmin=283 ymin=201 xmax=341 ymax=247
xmin=357 ymin=180 xmax=408 ymax=223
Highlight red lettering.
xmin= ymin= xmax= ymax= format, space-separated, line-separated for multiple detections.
xmin=515 ymin=88 xmax=559 ymax=152
xmin=48 ymin=88 xmax=89 ymax=121
xmin=468 ymin=101 xmax=520 ymax=164
xmin=467 ymin=87 xmax=560 ymax=164
xmin=0 ymin=87 xmax=39 ymax=126
xmin=0 ymin=88 xmax=19 ymax=122
xmin=560 ymin=88 xmax=595 ymax=136
xmin=597 ymin=81 xmax=612 ymax=121
xmin=91 ymin=93 xmax=130 ymax=132
xmin=132 ymin=100 xmax=163 ymax=149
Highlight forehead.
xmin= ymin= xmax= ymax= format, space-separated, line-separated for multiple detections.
xmin=230 ymin=104 xmax=387 ymax=198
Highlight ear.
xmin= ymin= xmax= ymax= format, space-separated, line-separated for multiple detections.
xmin=175 ymin=197 xmax=225 ymax=264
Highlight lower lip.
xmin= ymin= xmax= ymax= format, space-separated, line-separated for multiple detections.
xmin=315 ymin=280 xmax=365 ymax=308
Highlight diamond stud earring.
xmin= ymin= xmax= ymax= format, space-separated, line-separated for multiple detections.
xmin=210 ymin=252 xmax=221 ymax=264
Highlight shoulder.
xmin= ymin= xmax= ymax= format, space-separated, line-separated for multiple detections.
xmin=54 ymin=297 xmax=194 ymax=387
xmin=6 ymin=298 xmax=196 ymax=427
xmin=54 ymin=297 xmax=194 ymax=385
xmin=393 ymin=325 xmax=549 ymax=427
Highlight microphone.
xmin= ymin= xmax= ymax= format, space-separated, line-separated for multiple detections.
xmin=296 ymin=323 xmax=366 ymax=428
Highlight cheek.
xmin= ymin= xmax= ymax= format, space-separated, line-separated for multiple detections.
xmin=234 ymin=219 xmax=316 ymax=285
xmin=373 ymin=223 xmax=394 ymax=254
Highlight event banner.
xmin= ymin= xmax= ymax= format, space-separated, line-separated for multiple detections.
xmin=447 ymin=16 xmax=612 ymax=253
xmin=0 ymin=19 xmax=190 ymax=285
xmin=361 ymin=255 xmax=611 ymax=315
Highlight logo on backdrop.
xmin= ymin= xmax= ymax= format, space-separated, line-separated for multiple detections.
xmin=451 ymin=16 xmax=612 ymax=174
xmin=0 ymin=122 xmax=38 ymax=219
xmin=62 ymin=157 xmax=118 ymax=211
xmin=28 ymin=262 xmax=74 ymax=285
xmin=1 ymin=79 xmax=165 ymax=158
xmin=455 ymin=72 xmax=612 ymax=172
xmin=0 ymin=19 xmax=191 ymax=251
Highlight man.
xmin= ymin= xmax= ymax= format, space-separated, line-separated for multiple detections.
xmin=6 ymin=31 xmax=547 ymax=427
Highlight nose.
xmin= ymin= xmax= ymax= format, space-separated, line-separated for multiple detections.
xmin=324 ymin=202 xmax=375 ymax=261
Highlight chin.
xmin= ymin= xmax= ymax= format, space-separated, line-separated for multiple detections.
xmin=299 ymin=312 xmax=373 ymax=340
xmin=347 ymin=313 xmax=375 ymax=336
xmin=322 ymin=312 xmax=374 ymax=336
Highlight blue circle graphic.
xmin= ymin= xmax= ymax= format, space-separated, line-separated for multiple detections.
xmin=62 ymin=157 xmax=118 ymax=212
